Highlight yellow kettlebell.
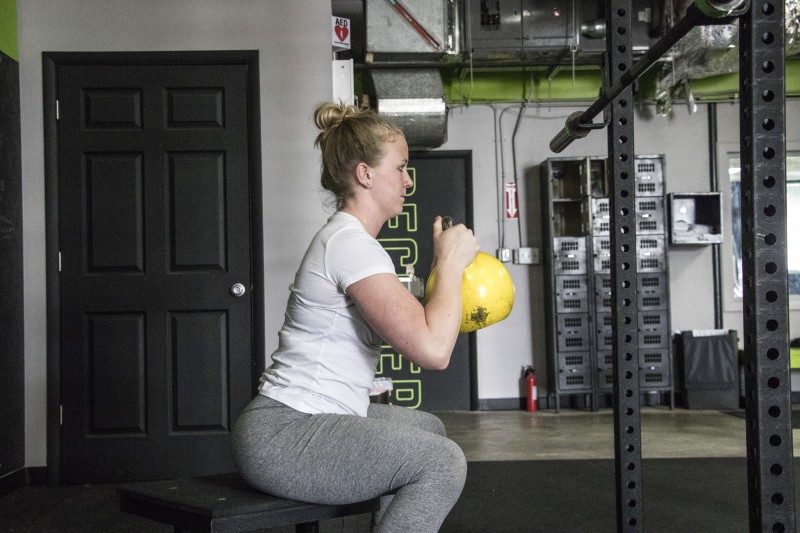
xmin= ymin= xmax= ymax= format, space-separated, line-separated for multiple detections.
xmin=425 ymin=217 xmax=515 ymax=333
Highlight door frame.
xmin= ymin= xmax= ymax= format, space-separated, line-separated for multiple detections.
xmin=43 ymin=51 xmax=265 ymax=485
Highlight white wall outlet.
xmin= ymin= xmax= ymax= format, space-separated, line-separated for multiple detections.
xmin=515 ymin=247 xmax=534 ymax=265
xmin=496 ymin=248 xmax=512 ymax=262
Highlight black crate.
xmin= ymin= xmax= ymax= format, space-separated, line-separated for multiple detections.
xmin=595 ymin=293 xmax=612 ymax=312
xmin=640 ymin=364 xmax=671 ymax=388
xmin=593 ymin=236 xmax=611 ymax=253
xmin=554 ymin=253 xmax=587 ymax=275
xmin=634 ymin=159 xmax=664 ymax=197
xmin=637 ymin=272 xmax=667 ymax=293
xmin=554 ymin=237 xmax=586 ymax=253
xmin=556 ymin=314 xmax=590 ymax=352
xmin=557 ymin=314 xmax=589 ymax=330
xmin=597 ymin=350 xmax=614 ymax=367
xmin=592 ymin=197 xmax=610 ymax=217
xmin=637 ymin=255 xmax=666 ymax=272
xmin=557 ymin=363 xmax=593 ymax=391
xmin=635 ymin=158 xmax=664 ymax=182
xmin=638 ymin=310 xmax=669 ymax=331
xmin=635 ymin=179 xmax=663 ymax=197
xmin=555 ymin=275 xmax=588 ymax=292
xmin=556 ymin=291 xmax=589 ymax=313
xmin=594 ymin=256 xmax=612 ymax=274
xmin=591 ymin=199 xmax=610 ymax=235
xmin=558 ymin=351 xmax=590 ymax=367
xmin=596 ymin=312 xmax=613 ymax=332
xmin=635 ymin=198 xmax=665 ymax=234
xmin=639 ymin=328 xmax=669 ymax=348
xmin=636 ymin=235 xmax=665 ymax=256
xmin=596 ymin=330 xmax=614 ymax=350
xmin=638 ymin=292 xmax=668 ymax=311
xmin=595 ymin=297 xmax=612 ymax=313
xmin=595 ymin=274 xmax=612 ymax=291
xmin=636 ymin=236 xmax=666 ymax=272
xmin=593 ymin=236 xmax=612 ymax=274
xmin=559 ymin=335 xmax=589 ymax=352
xmin=635 ymin=197 xmax=664 ymax=216
xmin=640 ymin=349 xmax=669 ymax=367
xmin=594 ymin=275 xmax=612 ymax=312
xmin=674 ymin=330 xmax=739 ymax=410
xmin=637 ymin=272 xmax=668 ymax=311
xmin=597 ymin=366 xmax=615 ymax=390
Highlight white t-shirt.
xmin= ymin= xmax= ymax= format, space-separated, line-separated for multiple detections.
xmin=258 ymin=211 xmax=397 ymax=416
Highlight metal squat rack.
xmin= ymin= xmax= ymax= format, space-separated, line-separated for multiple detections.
xmin=549 ymin=0 xmax=793 ymax=531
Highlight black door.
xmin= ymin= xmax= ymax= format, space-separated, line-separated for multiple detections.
xmin=376 ymin=151 xmax=475 ymax=411
xmin=56 ymin=59 xmax=257 ymax=483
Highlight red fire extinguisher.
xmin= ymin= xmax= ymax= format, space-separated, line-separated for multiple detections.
xmin=525 ymin=366 xmax=538 ymax=412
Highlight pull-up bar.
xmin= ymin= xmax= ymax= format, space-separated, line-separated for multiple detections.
xmin=549 ymin=0 xmax=749 ymax=153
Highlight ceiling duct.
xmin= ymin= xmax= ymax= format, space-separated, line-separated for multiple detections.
xmin=656 ymin=0 xmax=800 ymax=106
xmin=370 ymin=69 xmax=448 ymax=149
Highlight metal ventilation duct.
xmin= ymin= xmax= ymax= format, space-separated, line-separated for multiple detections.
xmin=370 ymin=69 xmax=447 ymax=149
xmin=655 ymin=0 xmax=800 ymax=105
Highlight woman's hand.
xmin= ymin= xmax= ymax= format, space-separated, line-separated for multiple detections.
xmin=431 ymin=216 xmax=479 ymax=275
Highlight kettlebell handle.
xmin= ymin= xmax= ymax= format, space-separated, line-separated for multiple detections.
xmin=441 ymin=216 xmax=455 ymax=231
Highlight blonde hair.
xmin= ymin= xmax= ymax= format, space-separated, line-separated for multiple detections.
xmin=314 ymin=102 xmax=404 ymax=211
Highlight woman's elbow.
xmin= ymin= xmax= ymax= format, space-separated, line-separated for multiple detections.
xmin=420 ymin=350 xmax=452 ymax=371
xmin=428 ymin=358 xmax=451 ymax=371
xmin=394 ymin=332 xmax=456 ymax=370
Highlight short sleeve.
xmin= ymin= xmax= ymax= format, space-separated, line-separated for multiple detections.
xmin=325 ymin=227 xmax=396 ymax=291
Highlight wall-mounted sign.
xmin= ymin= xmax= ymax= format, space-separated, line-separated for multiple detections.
xmin=332 ymin=16 xmax=351 ymax=50
xmin=505 ymin=181 xmax=519 ymax=219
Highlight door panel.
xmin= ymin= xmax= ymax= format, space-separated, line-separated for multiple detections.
xmin=85 ymin=152 xmax=144 ymax=272
xmin=58 ymin=62 xmax=255 ymax=483
xmin=86 ymin=312 xmax=146 ymax=434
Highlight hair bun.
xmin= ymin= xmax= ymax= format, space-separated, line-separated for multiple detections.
xmin=314 ymin=102 xmax=359 ymax=132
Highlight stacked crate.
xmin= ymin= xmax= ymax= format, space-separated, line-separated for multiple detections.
xmin=552 ymin=237 xmax=592 ymax=395
xmin=542 ymin=155 xmax=672 ymax=412
xmin=594 ymin=158 xmax=672 ymax=401
xmin=632 ymin=158 xmax=672 ymax=401
xmin=541 ymin=156 xmax=602 ymax=412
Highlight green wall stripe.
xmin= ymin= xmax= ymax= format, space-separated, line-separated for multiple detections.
xmin=442 ymin=67 xmax=604 ymax=104
xmin=441 ymin=57 xmax=800 ymax=104
xmin=0 ymin=0 xmax=18 ymax=61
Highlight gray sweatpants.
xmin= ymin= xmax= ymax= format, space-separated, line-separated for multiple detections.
xmin=231 ymin=395 xmax=467 ymax=533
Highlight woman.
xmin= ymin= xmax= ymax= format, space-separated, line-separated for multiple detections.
xmin=232 ymin=102 xmax=479 ymax=533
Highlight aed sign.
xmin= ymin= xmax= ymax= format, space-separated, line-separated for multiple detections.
xmin=332 ymin=16 xmax=351 ymax=49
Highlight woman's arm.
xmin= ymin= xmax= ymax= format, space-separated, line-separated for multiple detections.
xmin=346 ymin=218 xmax=478 ymax=370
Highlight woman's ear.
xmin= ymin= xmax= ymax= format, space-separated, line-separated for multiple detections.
xmin=355 ymin=162 xmax=372 ymax=188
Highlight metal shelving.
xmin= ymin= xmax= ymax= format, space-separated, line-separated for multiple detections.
xmin=541 ymin=155 xmax=674 ymax=412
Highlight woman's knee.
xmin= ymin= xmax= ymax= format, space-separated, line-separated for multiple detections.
xmin=367 ymin=404 xmax=446 ymax=436
xmin=427 ymin=438 xmax=467 ymax=494
xmin=419 ymin=411 xmax=447 ymax=436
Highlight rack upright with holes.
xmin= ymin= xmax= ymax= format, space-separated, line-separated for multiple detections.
xmin=541 ymin=155 xmax=673 ymax=412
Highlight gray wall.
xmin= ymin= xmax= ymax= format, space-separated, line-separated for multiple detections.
xmin=18 ymin=0 xmax=332 ymax=467
xmin=17 ymin=0 xmax=800 ymax=468
xmin=440 ymin=100 xmax=800 ymax=403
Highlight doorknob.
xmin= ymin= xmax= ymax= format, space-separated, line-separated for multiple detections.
xmin=230 ymin=283 xmax=246 ymax=297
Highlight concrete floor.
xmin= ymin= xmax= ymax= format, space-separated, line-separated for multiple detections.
xmin=435 ymin=407 xmax=798 ymax=461
xmin=2 ymin=407 xmax=796 ymax=533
